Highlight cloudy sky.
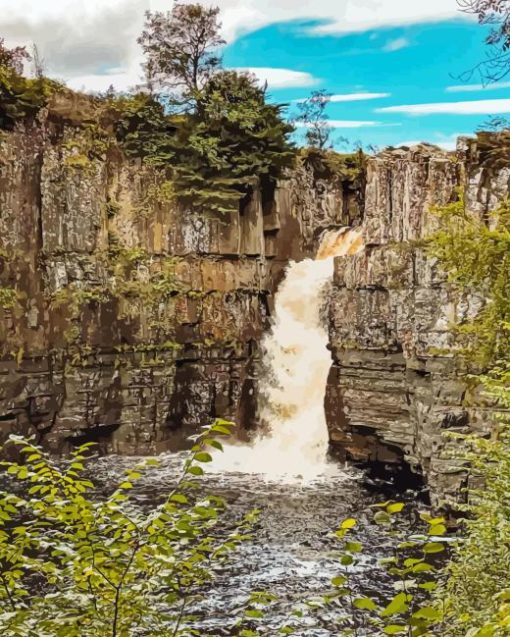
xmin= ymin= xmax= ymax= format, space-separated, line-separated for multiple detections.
xmin=1 ymin=0 xmax=507 ymax=149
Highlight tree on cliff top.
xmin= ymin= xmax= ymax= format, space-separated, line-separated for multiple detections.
xmin=169 ymin=70 xmax=295 ymax=214
xmin=138 ymin=2 xmax=225 ymax=108
xmin=133 ymin=3 xmax=295 ymax=215
xmin=294 ymin=89 xmax=334 ymax=150
xmin=458 ymin=0 xmax=510 ymax=83
xmin=0 ymin=39 xmax=30 ymax=75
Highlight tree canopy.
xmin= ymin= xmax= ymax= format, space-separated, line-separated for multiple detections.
xmin=138 ymin=2 xmax=225 ymax=107
xmin=458 ymin=0 xmax=510 ymax=82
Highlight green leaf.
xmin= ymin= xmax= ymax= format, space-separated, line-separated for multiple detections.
xmin=411 ymin=563 xmax=434 ymax=574
xmin=187 ymin=465 xmax=204 ymax=476
xmin=346 ymin=541 xmax=363 ymax=553
xmin=423 ymin=542 xmax=445 ymax=554
xmin=341 ymin=518 xmax=357 ymax=529
xmin=374 ymin=511 xmax=392 ymax=525
xmin=17 ymin=466 xmax=29 ymax=479
xmin=381 ymin=593 xmax=410 ymax=617
xmin=332 ymin=575 xmax=347 ymax=587
xmin=418 ymin=581 xmax=438 ymax=592
xmin=412 ymin=606 xmax=442 ymax=622
xmin=169 ymin=494 xmax=188 ymax=505
xmin=354 ymin=597 xmax=378 ymax=611
xmin=195 ymin=452 xmax=213 ymax=463
xmin=383 ymin=625 xmax=407 ymax=634
xmin=387 ymin=502 xmax=405 ymax=514
xmin=429 ymin=524 xmax=447 ymax=536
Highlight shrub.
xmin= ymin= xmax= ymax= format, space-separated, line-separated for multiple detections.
xmin=427 ymin=189 xmax=510 ymax=636
xmin=0 ymin=420 xmax=257 ymax=636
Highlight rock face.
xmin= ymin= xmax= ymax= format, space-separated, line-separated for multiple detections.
xmin=0 ymin=103 xmax=358 ymax=454
xmin=326 ymin=139 xmax=509 ymax=504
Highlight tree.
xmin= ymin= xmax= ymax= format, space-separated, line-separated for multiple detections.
xmin=169 ymin=70 xmax=295 ymax=214
xmin=31 ymin=44 xmax=45 ymax=79
xmin=294 ymin=89 xmax=333 ymax=150
xmin=0 ymin=39 xmax=29 ymax=75
xmin=458 ymin=0 xmax=510 ymax=83
xmin=138 ymin=2 xmax=225 ymax=108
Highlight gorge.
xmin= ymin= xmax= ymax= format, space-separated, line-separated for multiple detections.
xmin=0 ymin=93 xmax=508 ymax=504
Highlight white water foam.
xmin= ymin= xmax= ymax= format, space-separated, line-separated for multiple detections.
xmin=211 ymin=227 xmax=364 ymax=480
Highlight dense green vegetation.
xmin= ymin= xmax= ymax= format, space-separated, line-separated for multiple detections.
xmin=0 ymin=37 xmax=63 ymax=129
xmin=426 ymin=193 xmax=510 ymax=637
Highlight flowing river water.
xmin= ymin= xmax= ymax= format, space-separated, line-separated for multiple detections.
xmin=92 ymin=452 xmax=414 ymax=636
xmin=91 ymin=228 xmax=423 ymax=635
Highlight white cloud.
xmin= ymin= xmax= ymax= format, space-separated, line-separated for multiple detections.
xmin=434 ymin=132 xmax=473 ymax=150
xmin=66 ymin=68 xmax=143 ymax=93
xmin=1 ymin=0 xmax=144 ymax=80
xmin=298 ymin=120 xmax=389 ymax=129
xmin=293 ymin=92 xmax=390 ymax=103
xmin=0 ymin=0 xmax=466 ymax=89
xmin=377 ymin=99 xmax=510 ymax=115
xmin=383 ymin=37 xmax=410 ymax=52
xmin=393 ymin=140 xmax=424 ymax=147
xmin=328 ymin=120 xmax=381 ymax=128
xmin=446 ymin=81 xmax=510 ymax=93
xmin=391 ymin=132 xmax=473 ymax=150
xmin=5 ymin=0 xmax=464 ymax=45
xmin=234 ymin=67 xmax=318 ymax=88
xmin=330 ymin=92 xmax=391 ymax=102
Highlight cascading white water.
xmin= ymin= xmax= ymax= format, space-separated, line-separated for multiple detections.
xmin=212 ymin=227 xmax=364 ymax=478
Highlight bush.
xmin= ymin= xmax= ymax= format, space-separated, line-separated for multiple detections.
xmin=0 ymin=420 xmax=257 ymax=636
xmin=0 ymin=66 xmax=62 ymax=130
xmin=427 ymin=190 xmax=510 ymax=637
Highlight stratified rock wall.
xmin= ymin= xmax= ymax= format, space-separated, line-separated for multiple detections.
xmin=0 ymin=102 xmax=357 ymax=453
xmin=326 ymin=139 xmax=508 ymax=503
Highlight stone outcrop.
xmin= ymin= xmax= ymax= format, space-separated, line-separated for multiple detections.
xmin=0 ymin=101 xmax=356 ymax=454
xmin=326 ymin=139 xmax=509 ymax=504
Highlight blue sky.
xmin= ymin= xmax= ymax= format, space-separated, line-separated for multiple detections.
xmin=2 ymin=1 xmax=510 ymax=150
xmin=224 ymin=18 xmax=505 ymax=150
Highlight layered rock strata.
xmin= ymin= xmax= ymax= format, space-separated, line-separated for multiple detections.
xmin=0 ymin=100 xmax=358 ymax=453
xmin=326 ymin=139 xmax=508 ymax=503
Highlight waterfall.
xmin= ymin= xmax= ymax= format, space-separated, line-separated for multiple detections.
xmin=212 ymin=227 xmax=363 ymax=478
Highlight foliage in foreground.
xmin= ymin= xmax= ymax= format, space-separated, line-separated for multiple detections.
xmin=264 ymin=504 xmax=449 ymax=637
xmin=426 ymin=193 xmax=510 ymax=636
xmin=0 ymin=420 xmax=258 ymax=637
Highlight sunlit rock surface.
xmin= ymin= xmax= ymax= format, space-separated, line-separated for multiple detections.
xmin=0 ymin=99 xmax=358 ymax=453
xmin=326 ymin=139 xmax=507 ymax=504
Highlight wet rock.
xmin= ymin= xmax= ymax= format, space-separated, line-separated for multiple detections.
xmin=0 ymin=110 xmax=358 ymax=452
xmin=326 ymin=141 xmax=509 ymax=505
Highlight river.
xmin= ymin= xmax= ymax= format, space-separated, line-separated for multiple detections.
xmin=91 ymin=227 xmax=420 ymax=635
xmin=90 ymin=446 xmax=423 ymax=636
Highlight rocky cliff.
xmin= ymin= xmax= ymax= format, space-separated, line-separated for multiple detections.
xmin=325 ymin=137 xmax=509 ymax=503
xmin=4 ymin=88 xmax=504 ymax=504
xmin=0 ymin=96 xmax=360 ymax=454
